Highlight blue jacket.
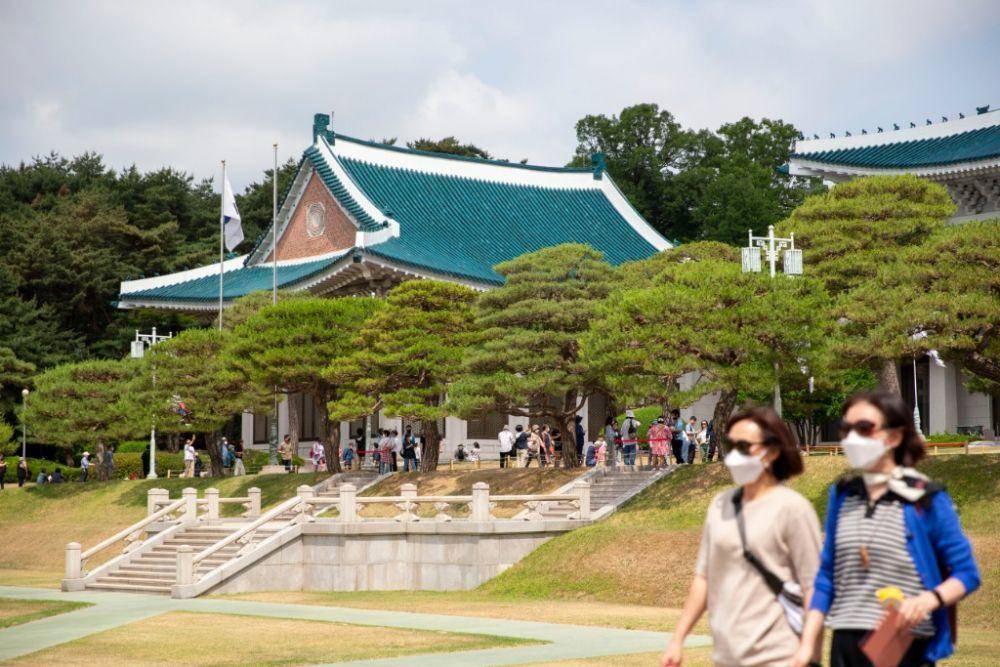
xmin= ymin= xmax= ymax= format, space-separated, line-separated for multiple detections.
xmin=811 ymin=480 xmax=981 ymax=662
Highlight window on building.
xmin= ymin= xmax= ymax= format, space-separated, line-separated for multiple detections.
xmin=253 ymin=412 xmax=271 ymax=444
xmin=466 ymin=410 xmax=507 ymax=440
xmin=296 ymin=394 xmax=325 ymax=441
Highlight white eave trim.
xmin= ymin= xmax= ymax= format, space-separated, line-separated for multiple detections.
xmin=598 ymin=175 xmax=673 ymax=251
xmin=788 ymin=157 xmax=1000 ymax=180
xmin=247 ymin=161 xmax=314 ymax=265
xmin=119 ymin=255 xmax=248 ymax=295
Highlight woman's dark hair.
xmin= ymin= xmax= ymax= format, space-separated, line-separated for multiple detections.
xmin=726 ymin=406 xmax=803 ymax=481
xmin=843 ymin=390 xmax=925 ymax=466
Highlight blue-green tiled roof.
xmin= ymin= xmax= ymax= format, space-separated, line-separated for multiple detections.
xmin=304 ymin=146 xmax=384 ymax=232
xmin=121 ymin=253 xmax=347 ymax=302
xmin=337 ymin=156 xmax=659 ymax=284
xmin=793 ymin=124 xmax=1000 ymax=168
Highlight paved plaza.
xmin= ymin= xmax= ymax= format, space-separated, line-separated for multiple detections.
xmin=0 ymin=586 xmax=710 ymax=665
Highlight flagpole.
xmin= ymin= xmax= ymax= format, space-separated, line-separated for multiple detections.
xmin=272 ymin=143 xmax=278 ymax=305
xmin=219 ymin=160 xmax=226 ymax=331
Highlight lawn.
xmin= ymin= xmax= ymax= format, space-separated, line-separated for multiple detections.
xmin=0 ymin=597 xmax=90 ymax=629
xmin=0 ymin=472 xmax=323 ymax=587
xmin=7 ymin=611 xmax=534 ymax=665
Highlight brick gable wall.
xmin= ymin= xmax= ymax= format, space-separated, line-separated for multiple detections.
xmin=266 ymin=172 xmax=357 ymax=262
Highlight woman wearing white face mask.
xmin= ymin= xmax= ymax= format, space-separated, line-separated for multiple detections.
xmin=661 ymin=407 xmax=822 ymax=667
xmin=792 ymin=391 xmax=980 ymax=667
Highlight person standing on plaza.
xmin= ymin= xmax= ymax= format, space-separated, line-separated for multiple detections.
xmin=498 ymin=425 xmax=514 ymax=469
xmin=182 ymin=438 xmax=196 ymax=478
xmin=233 ymin=440 xmax=246 ymax=476
xmin=540 ymin=425 xmax=553 ymax=467
xmin=525 ymin=425 xmax=543 ymax=467
xmin=685 ymin=416 xmax=698 ymax=464
xmin=16 ymin=458 xmax=27 ymax=487
xmin=696 ymin=419 xmax=710 ymax=463
xmin=791 ymin=391 xmax=981 ymax=667
xmin=669 ymin=409 xmax=685 ymax=464
xmin=279 ymin=435 xmax=294 ymax=472
xmin=80 ymin=450 xmax=90 ymax=482
xmin=574 ymin=415 xmax=586 ymax=463
xmin=378 ymin=432 xmax=392 ymax=475
xmin=594 ymin=433 xmax=608 ymax=467
xmin=309 ymin=440 xmax=325 ymax=471
xmin=662 ymin=406 xmax=822 ymax=667
xmin=513 ymin=424 xmax=529 ymax=468
xmin=0 ymin=453 xmax=6 ymax=490
xmin=621 ymin=410 xmax=640 ymax=468
xmin=401 ymin=427 xmax=418 ymax=472
xmin=647 ymin=417 xmax=668 ymax=469
xmin=604 ymin=417 xmax=619 ymax=468
xmin=469 ymin=442 xmax=481 ymax=468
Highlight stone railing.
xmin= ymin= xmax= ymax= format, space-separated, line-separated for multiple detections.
xmin=147 ymin=486 xmax=261 ymax=519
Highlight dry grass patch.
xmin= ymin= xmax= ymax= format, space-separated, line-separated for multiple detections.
xmin=9 ymin=610 xmax=533 ymax=665
xmin=523 ymin=647 xmax=712 ymax=666
xmin=0 ymin=597 xmax=90 ymax=629
xmin=358 ymin=467 xmax=583 ymax=519
xmin=217 ymin=590 xmax=708 ymax=634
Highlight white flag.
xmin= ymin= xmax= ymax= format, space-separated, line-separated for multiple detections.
xmin=222 ymin=174 xmax=244 ymax=252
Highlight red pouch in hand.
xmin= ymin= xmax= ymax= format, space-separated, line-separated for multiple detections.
xmin=860 ymin=606 xmax=915 ymax=667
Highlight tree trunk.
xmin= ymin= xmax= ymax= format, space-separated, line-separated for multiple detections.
xmin=64 ymin=449 xmax=75 ymax=467
xmin=206 ymin=431 xmax=224 ymax=477
xmin=561 ymin=390 xmax=581 ymax=468
xmin=878 ymin=359 xmax=901 ymax=395
xmin=317 ymin=395 xmax=341 ymax=474
xmin=166 ymin=433 xmax=179 ymax=453
xmin=420 ymin=418 xmax=441 ymax=472
xmin=287 ymin=392 xmax=300 ymax=456
xmin=712 ymin=389 xmax=738 ymax=458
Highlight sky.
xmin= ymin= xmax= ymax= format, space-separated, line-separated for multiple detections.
xmin=1 ymin=0 xmax=998 ymax=190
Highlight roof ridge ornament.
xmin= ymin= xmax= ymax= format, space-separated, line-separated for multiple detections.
xmin=592 ymin=152 xmax=606 ymax=180
xmin=312 ymin=112 xmax=335 ymax=144
xmin=977 ymin=105 xmax=991 ymax=115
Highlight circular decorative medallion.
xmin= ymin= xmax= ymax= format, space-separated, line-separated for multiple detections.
xmin=305 ymin=202 xmax=326 ymax=238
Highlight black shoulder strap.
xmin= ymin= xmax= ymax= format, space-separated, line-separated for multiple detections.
xmin=732 ymin=489 xmax=786 ymax=599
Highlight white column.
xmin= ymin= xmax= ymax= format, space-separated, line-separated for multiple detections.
xmin=246 ymin=487 xmax=261 ymax=518
xmin=928 ymin=362 xmax=959 ymax=434
xmin=182 ymin=487 xmax=198 ymax=523
xmin=471 ymin=482 xmax=490 ymax=522
xmin=205 ymin=488 xmax=220 ymax=521
xmin=574 ymin=481 xmax=591 ymax=520
xmin=147 ymin=488 xmax=168 ymax=516
xmin=176 ymin=545 xmax=194 ymax=585
xmin=65 ymin=542 xmax=82 ymax=580
xmin=339 ymin=483 xmax=357 ymax=522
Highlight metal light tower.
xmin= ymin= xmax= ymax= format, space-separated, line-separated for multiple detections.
xmin=742 ymin=225 xmax=805 ymax=417
xmin=131 ymin=327 xmax=173 ymax=478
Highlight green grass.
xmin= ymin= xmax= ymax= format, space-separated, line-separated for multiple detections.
xmin=0 ymin=597 xmax=91 ymax=628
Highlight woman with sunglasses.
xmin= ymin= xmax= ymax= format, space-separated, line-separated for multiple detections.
xmin=791 ymin=390 xmax=980 ymax=667
xmin=661 ymin=407 xmax=822 ymax=667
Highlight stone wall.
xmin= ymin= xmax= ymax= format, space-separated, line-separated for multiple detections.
xmin=207 ymin=521 xmax=573 ymax=595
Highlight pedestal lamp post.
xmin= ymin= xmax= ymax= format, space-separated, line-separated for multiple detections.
xmin=741 ymin=225 xmax=804 ymax=418
xmin=131 ymin=327 xmax=173 ymax=478
xmin=20 ymin=388 xmax=29 ymax=459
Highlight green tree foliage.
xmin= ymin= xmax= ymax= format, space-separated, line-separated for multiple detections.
xmin=328 ymin=280 xmax=477 ymax=471
xmin=779 ymin=175 xmax=955 ymax=392
xmin=570 ymin=104 xmax=820 ymax=243
xmin=139 ymin=329 xmax=266 ymax=475
xmin=583 ymin=251 xmax=834 ymax=437
xmin=235 ymin=157 xmax=299 ymax=252
xmin=0 ymin=418 xmax=13 ymax=446
xmin=23 ymin=359 xmax=141 ymax=462
xmin=229 ymin=296 xmax=381 ymax=472
xmin=842 ymin=219 xmax=1000 ymax=393
xmin=407 ymin=137 xmax=491 ymax=159
xmin=450 ymin=244 xmax=615 ymax=467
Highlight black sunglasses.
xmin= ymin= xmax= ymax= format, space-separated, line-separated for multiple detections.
xmin=723 ymin=437 xmax=772 ymax=454
xmin=837 ymin=419 xmax=880 ymax=438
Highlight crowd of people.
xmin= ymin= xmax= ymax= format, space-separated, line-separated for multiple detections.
xmin=662 ymin=391 xmax=981 ymax=667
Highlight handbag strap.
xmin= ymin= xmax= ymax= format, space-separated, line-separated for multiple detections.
xmin=732 ymin=488 xmax=791 ymax=600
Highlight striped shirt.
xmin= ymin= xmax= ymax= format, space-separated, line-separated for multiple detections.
xmin=827 ymin=491 xmax=934 ymax=637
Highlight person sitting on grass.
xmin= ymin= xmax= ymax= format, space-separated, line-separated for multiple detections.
xmin=454 ymin=443 xmax=467 ymax=462
xmin=36 ymin=468 xmax=47 ymax=485
xmin=50 ymin=468 xmax=64 ymax=484
xmin=584 ymin=440 xmax=597 ymax=467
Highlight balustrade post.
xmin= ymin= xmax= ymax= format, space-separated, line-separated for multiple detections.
xmin=339 ymin=483 xmax=357 ymax=522
xmin=400 ymin=483 xmax=417 ymax=501
xmin=471 ymin=482 xmax=490 ymax=522
xmin=182 ymin=487 xmax=198 ymax=523
xmin=297 ymin=484 xmax=315 ymax=501
xmin=147 ymin=488 xmax=168 ymax=516
xmin=176 ymin=545 xmax=194 ymax=585
xmin=574 ymin=481 xmax=591 ymax=520
xmin=65 ymin=542 xmax=82 ymax=580
xmin=205 ymin=488 xmax=220 ymax=521
xmin=247 ymin=487 xmax=261 ymax=518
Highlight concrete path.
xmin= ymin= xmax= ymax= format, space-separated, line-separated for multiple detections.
xmin=0 ymin=586 xmax=710 ymax=665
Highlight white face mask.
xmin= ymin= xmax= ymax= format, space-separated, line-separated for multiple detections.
xmin=724 ymin=449 xmax=766 ymax=486
xmin=841 ymin=430 xmax=887 ymax=470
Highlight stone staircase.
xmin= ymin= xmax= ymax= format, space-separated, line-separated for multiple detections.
xmin=86 ymin=524 xmax=277 ymax=594
xmin=274 ymin=470 xmax=380 ymax=521
xmin=534 ymin=467 xmax=669 ymax=520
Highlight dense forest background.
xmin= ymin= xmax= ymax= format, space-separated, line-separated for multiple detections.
xmin=0 ymin=103 xmax=819 ymax=419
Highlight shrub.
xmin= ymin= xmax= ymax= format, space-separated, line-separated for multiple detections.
xmin=925 ymin=432 xmax=977 ymax=443
xmin=116 ymin=440 xmax=150 ymax=453
xmin=2 ymin=458 xmax=81 ymax=483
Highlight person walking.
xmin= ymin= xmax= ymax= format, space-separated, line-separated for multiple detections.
xmin=469 ymin=442 xmax=481 ymax=468
xmin=233 ymin=440 xmax=246 ymax=476
xmin=648 ymin=417 xmax=669 ymax=469
xmin=791 ymin=390 xmax=981 ymax=667
xmin=525 ymin=425 xmax=543 ymax=467
xmin=540 ymin=425 xmax=553 ymax=468
xmin=604 ymin=417 xmax=619 ymax=468
xmin=80 ymin=451 xmax=90 ymax=482
xmin=498 ymin=425 xmax=514 ymax=469
xmin=696 ymin=420 xmax=710 ymax=463
xmin=684 ymin=416 xmax=698 ymax=464
xmin=309 ymin=441 xmax=325 ymax=472
xmin=669 ymin=409 xmax=685 ymax=464
xmin=378 ymin=432 xmax=392 ymax=475
xmin=513 ymin=425 xmax=529 ymax=468
xmin=662 ymin=407 xmax=822 ymax=667
xmin=574 ymin=415 xmax=586 ymax=463
xmin=279 ymin=435 xmax=294 ymax=472
xmin=16 ymin=458 xmax=28 ymax=487
xmin=401 ymin=427 xmax=418 ymax=472
xmin=0 ymin=453 xmax=6 ymax=490
xmin=621 ymin=410 xmax=640 ymax=468
xmin=182 ymin=438 xmax=196 ymax=478
xmin=594 ymin=433 xmax=608 ymax=467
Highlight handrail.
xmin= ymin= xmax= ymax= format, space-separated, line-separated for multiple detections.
xmin=191 ymin=494 xmax=303 ymax=566
xmin=355 ymin=494 xmax=581 ymax=503
xmin=82 ymin=499 xmax=186 ymax=561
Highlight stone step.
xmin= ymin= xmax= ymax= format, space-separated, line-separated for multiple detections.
xmin=87 ymin=581 xmax=171 ymax=594
xmin=105 ymin=571 xmax=177 ymax=583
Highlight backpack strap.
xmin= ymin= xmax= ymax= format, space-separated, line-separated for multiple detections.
xmin=732 ymin=489 xmax=794 ymax=601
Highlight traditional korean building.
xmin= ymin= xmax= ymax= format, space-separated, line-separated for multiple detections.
xmin=118 ymin=113 xmax=671 ymax=457
xmin=788 ymin=106 xmax=1000 ymax=437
